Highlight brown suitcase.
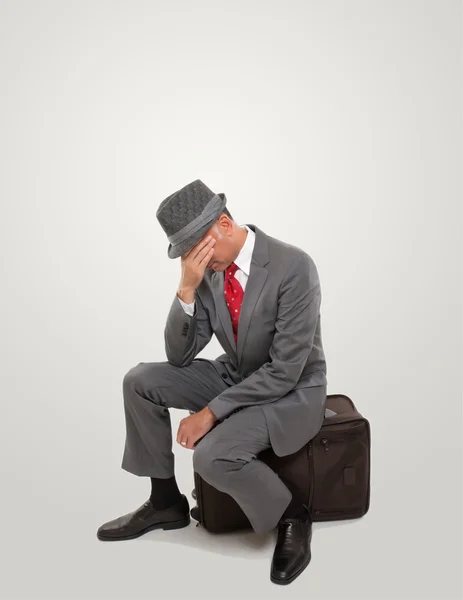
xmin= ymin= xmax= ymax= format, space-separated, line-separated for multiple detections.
xmin=193 ymin=393 xmax=371 ymax=533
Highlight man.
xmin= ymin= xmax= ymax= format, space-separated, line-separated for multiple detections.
xmin=96 ymin=179 xmax=328 ymax=585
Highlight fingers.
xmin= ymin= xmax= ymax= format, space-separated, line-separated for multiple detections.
xmin=177 ymin=433 xmax=188 ymax=447
xmin=176 ymin=422 xmax=184 ymax=444
xmin=199 ymin=246 xmax=214 ymax=267
xmin=182 ymin=237 xmax=205 ymax=259
xmin=177 ymin=435 xmax=190 ymax=448
xmin=191 ymin=238 xmax=215 ymax=264
xmin=185 ymin=236 xmax=215 ymax=263
xmin=176 ymin=420 xmax=189 ymax=448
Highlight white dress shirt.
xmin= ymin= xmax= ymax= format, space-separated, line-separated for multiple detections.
xmin=177 ymin=224 xmax=255 ymax=316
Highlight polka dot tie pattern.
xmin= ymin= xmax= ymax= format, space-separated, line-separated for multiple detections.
xmin=224 ymin=262 xmax=244 ymax=343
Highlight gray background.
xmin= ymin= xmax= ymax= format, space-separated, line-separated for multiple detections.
xmin=1 ymin=1 xmax=461 ymax=599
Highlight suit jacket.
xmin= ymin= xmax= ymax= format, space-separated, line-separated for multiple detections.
xmin=163 ymin=223 xmax=328 ymax=456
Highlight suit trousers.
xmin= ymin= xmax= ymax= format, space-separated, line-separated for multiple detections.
xmin=120 ymin=358 xmax=292 ymax=534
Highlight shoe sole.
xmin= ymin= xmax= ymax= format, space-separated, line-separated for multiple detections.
xmin=270 ymin=550 xmax=312 ymax=585
xmin=97 ymin=515 xmax=190 ymax=541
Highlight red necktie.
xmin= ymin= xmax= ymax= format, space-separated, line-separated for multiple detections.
xmin=224 ymin=262 xmax=244 ymax=342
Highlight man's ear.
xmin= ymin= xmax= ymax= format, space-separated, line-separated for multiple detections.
xmin=217 ymin=214 xmax=233 ymax=234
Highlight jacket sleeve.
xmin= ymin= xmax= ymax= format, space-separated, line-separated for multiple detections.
xmin=164 ymin=291 xmax=213 ymax=367
xmin=208 ymin=253 xmax=321 ymax=420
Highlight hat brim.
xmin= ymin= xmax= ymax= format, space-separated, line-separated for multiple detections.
xmin=167 ymin=193 xmax=227 ymax=259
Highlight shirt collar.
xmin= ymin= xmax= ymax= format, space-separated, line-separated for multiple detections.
xmin=232 ymin=224 xmax=255 ymax=277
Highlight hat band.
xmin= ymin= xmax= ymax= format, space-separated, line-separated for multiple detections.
xmin=167 ymin=193 xmax=223 ymax=245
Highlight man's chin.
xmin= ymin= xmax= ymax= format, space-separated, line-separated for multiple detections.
xmin=208 ymin=262 xmax=223 ymax=271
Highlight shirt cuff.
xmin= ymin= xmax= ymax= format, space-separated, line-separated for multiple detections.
xmin=177 ymin=295 xmax=195 ymax=316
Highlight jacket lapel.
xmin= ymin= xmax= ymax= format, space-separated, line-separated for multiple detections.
xmin=210 ymin=224 xmax=269 ymax=367
xmin=236 ymin=262 xmax=268 ymax=365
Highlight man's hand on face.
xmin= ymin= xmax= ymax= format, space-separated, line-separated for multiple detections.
xmin=179 ymin=235 xmax=216 ymax=292
xmin=176 ymin=406 xmax=218 ymax=450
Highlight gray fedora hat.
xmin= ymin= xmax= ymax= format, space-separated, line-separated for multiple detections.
xmin=156 ymin=179 xmax=227 ymax=259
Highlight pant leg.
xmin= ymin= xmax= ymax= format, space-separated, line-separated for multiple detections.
xmin=121 ymin=359 xmax=229 ymax=478
xmin=192 ymin=405 xmax=292 ymax=535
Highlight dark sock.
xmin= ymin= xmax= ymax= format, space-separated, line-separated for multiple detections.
xmin=282 ymin=500 xmax=307 ymax=519
xmin=149 ymin=476 xmax=182 ymax=510
xmin=281 ymin=481 xmax=308 ymax=519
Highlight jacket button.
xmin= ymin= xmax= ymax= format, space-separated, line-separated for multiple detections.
xmin=221 ymin=373 xmax=228 ymax=379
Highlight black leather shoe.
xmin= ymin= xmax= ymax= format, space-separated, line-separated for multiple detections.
xmin=190 ymin=505 xmax=200 ymax=522
xmin=270 ymin=507 xmax=312 ymax=585
xmin=97 ymin=494 xmax=190 ymax=541
xmin=191 ymin=488 xmax=196 ymax=500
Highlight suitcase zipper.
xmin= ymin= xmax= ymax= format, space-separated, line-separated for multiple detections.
xmin=308 ymin=440 xmax=315 ymax=513
xmin=194 ymin=472 xmax=206 ymax=529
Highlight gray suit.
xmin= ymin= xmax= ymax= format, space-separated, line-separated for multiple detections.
xmin=165 ymin=223 xmax=327 ymax=454
xmin=121 ymin=223 xmax=327 ymax=534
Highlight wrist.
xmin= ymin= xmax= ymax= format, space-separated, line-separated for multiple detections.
xmin=177 ymin=287 xmax=195 ymax=303
xmin=204 ymin=406 xmax=217 ymax=423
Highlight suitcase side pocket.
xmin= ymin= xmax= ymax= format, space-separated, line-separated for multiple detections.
xmin=310 ymin=420 xmax=370 ymax=520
